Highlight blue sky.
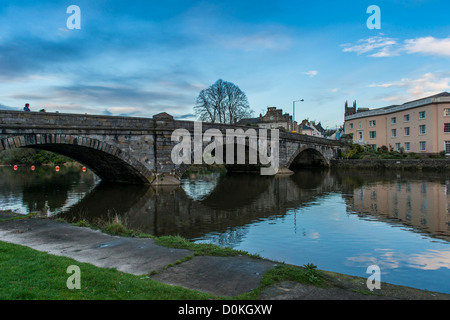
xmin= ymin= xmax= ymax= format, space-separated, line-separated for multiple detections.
xmin=0 ymin=0 xmax=449 ymax=128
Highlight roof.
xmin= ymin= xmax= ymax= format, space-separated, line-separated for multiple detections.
xmin=345 ymin=92 xmax=450 ymax=121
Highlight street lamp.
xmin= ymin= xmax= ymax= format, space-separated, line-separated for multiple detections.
xmin=292 ymin=99 xmax=304 ymax=132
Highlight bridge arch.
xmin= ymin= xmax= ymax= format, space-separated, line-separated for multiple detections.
xmin=0 ymin=134 xmax=152 ymax=184
xmin=288 ymin=145 xmax=330 ymax=170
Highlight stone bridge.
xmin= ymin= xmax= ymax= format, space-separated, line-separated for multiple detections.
xmin=0 ymin=110 xmax=349 ymax=185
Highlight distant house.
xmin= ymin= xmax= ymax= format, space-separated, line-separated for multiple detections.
xmin=237 ymin=107 xmax=299 ymax=132
xmin=298 ymin=120 xmax=324 ymax=137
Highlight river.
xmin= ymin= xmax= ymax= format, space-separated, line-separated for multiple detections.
xmin=1 ymin=165 xmax=450 ymax=294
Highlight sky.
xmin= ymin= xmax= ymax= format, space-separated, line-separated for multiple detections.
xmin=0 ymin=0 xmax=449 ymax=129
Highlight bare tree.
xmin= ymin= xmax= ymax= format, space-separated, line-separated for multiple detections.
xmin=194 ymin=79 xmax=253 ymax=124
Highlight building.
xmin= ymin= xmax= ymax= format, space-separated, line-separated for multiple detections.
xmin=298 ymin=120 xmax=324 ymax=137
xmin=258 ymin=107 xmax=297 ymax=131
xmin=237 ymin=107 xmax=299 ymax=132
xmin=344 ymin=92 xmax=450 ymax=154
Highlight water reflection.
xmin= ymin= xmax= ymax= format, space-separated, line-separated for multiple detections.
xmin=340 ymin=170 xmax=450 ymax=241
xmin=2 ymin=166 xmax=450 ymax=243
xmin=2 ymin=165 xmax=450 ymax=293
xmin=0 ymin=165 xmax=98 ymax=216
xmin=57 ymin=170 xmax=342 ymax=239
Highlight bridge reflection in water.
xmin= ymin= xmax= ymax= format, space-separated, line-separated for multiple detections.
xmin=53 ymin=169 xmax=450 ymax=243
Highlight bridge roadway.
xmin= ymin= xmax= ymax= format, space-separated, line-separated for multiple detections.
xmin=0 ymin=110 xmax=348 ymax=185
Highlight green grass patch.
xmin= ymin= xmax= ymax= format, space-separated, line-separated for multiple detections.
xmin=260 ymin=263 xmax=329 ymax=288
xmin=0 ymin=240 xmax=220 ymax=300
xmin=0 ymin=212 xmax=37 ymax=222
xmin=154 ymin=235 xmax=260 ymax=258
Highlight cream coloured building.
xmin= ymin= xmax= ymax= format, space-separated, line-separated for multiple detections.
xmin=344 ymin=92 xmax=450 ymax=154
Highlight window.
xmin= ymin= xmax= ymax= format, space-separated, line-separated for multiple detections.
xmin=349 ymin=123 xmax=354 ymax=129
xmin=444 ymin=123 xmax=450 ymax=133
xmin=445 ymin=141 xmax=450 ymax=154
xmin=359 ymin=122 xmax=362 ymax=129
xmin=405 ymin=127 xmax=410 ymax=136
xmin=358 ymin=131 xmax=363 ymax=142
xmin=395 ymin=143 xmax=401 ymax=152
xmin=392 ymin=129 xmax=397 ymax=137
xmin=405 ymin=142 xmax=410 ymax=151
xmin=420 ymin=141 xmax=426 ymax=152
xmin=391 ymin=117 xmax=397 ymax=124
xmin=370 ymin=144 xmax=377 ymax=151
xmin=404 ymin=114 xmax=410 ymax=122
xmin=444 ymin=109 xmax=450 ymax=117
xmin=419 ymin=111 xmax=426 ymax=119
xmin=369 ymin=120 xmax=376 ymax=127
xmin=369 ymin=131 xmax=376 ymax=139
xmin=419 ymin=125 xmax=426 ymax=135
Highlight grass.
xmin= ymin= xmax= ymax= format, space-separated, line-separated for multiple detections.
xmin=0 ymin=211 xmax=37 ymax=222
xmin=154 ymin=235 xmax=261 ymax=258
xmin=0 ymin=240 xmax=218 ymax=300
xmin=68 ymin=214 xmax=261 ymax=258
xmin=260 ymin=263 xmax=328 ymax=288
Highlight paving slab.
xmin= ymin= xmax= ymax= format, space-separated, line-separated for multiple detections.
xmin=0 ymin=218 xmax=192 ymax=275
xmin=151 ymin=255 xmax=277 ymax=297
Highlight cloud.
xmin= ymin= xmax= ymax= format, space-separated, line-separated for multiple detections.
xmin=302 ymin=70 xmax=318 ymax=78
xmin=0 ymin=103 xmax=16 ymax=111
xmin=404 ymin=36 xmax=450 ymax=57
xmin=343 ymin=35 xmax=450 ymax=58
xmin=369 ymin=72 xmax=450 ymax=101
xmin=342 ymin=36 xmax=398 ymax=57
xmin=0 ymin=38 xmax=88 ymax=80
xmin=218 ymin=31 xmax=293 ymax=52
xmin=174 ymin=113 xmax=196 ymax=120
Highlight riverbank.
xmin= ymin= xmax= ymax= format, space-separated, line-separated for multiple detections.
xmin=1 ymin=212 xmax=449 ymax=300
xmin=331 ymin=158 xmax=450 ymax=171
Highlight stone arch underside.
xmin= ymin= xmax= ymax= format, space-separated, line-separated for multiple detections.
xmin=288 ymin=146 xmax=330 ymax=170
xmin=0 ymin=135 xmax=152 ymax=184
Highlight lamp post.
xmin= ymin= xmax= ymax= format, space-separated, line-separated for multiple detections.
xmin=292 ymin=99 xmax=304 ymax=132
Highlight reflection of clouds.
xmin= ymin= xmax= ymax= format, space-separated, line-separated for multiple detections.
xmin=408 ymin=250 xmax=450 ymax=270
xmin=346 ymin=249 xmax=402 ymax=270
xmin=309 ymin=232 xmax=320 ymax=240
xmin=347 ymin=248 xmax=450 ymax=272
xmin=181 ymin=173 xmax=221 ymax=201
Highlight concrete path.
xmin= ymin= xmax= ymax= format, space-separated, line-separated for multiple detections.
xmin=1 ymin=217 xmax=449 ymax=300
